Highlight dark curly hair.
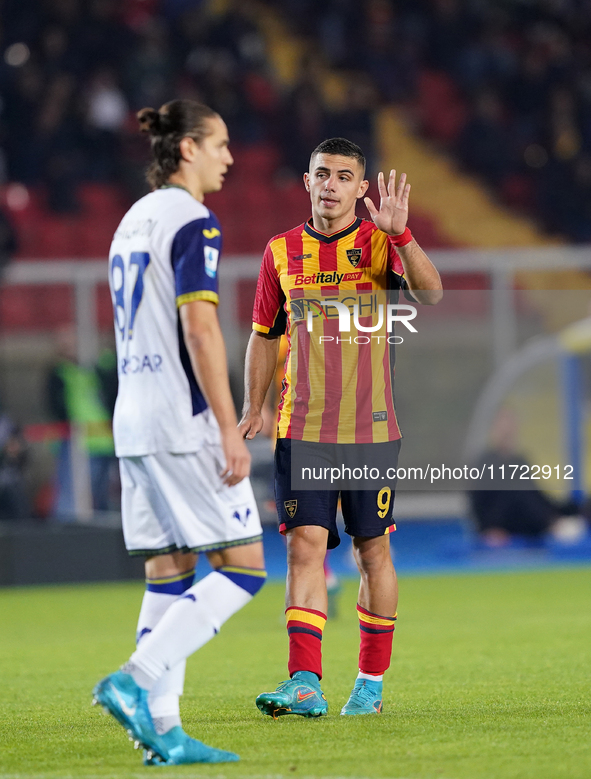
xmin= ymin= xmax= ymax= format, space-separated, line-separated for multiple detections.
xmin=137 ymin=100 xmax=219 ymax=188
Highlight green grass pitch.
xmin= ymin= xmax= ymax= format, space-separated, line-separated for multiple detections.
xmin=1 ymin=568 xmax=590 ymax=779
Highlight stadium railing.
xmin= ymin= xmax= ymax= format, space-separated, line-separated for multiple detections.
xmin=3 ymin=248 xmax=591 ymax=521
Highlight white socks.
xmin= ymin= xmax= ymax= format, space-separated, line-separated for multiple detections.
xmin=149 ymin=668 xmax=184 ymax=735
xmin=358 ymin=671 xmax=384 ymax=682
xmin=136 ymin=588 xmax=186 ymax=732
xmin=137 ymin=589 xmax=179 ymax=643
xmin=128 ymin=570 xmax=255 ymax=688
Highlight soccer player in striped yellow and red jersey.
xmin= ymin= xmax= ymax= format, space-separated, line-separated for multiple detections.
xmin=255 ymin=215 xmax=406 ymax=445
xmin=239 ymin=138 xmax=442 ymax=717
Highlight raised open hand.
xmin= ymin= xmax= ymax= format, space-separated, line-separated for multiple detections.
xmin=364 ymin=170 xmax=410 ymax=236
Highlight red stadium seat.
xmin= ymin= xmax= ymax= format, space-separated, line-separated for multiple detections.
xmin=35 ymin=217 xmax=79 ymax=258
xmin=417 ymin=69 xmax=468 ymax=144
xmin=79 ymin=184 xmax=127 ymax=215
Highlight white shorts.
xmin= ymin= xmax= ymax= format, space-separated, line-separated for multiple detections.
xmin=119 ymin=447 xmax=263 ymax=556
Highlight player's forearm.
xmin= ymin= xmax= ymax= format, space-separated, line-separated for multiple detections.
xmin=243 ymin=331 xmax=280 ymax=415
xmin=184 ymin=320 xmax=238 ymax=431
xmin=397 ymin=239 xmax=443 ymax=305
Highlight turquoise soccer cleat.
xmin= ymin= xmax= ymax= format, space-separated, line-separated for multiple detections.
xmin=256 ymin=670 xmax=328 ymax=719
xmin=92 ymin=670 xmax=169 ymax=762
xmin=143 ymin=726 xmax=240 ymax=765
xmin=340 ymin=678 xmax=383 ymax=715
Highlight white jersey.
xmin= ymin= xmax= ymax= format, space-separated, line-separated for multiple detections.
xmin=108 ymin=186 xmax=223 ymax=457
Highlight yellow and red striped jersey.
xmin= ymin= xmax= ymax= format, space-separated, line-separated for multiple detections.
xmin=252 ymin=216 xmax=408 ymax=444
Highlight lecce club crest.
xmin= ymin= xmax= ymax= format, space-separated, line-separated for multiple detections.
xmin=346 ymin=248 xmax=362 ymax=267
xmin=284 ymin=500 xmax=297 ymax=518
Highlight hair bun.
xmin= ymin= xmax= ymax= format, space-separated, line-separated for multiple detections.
xmin=137 ymin=107 xmax=161 ymax=135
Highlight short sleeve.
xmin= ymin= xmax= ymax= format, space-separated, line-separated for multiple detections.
xmin=171 ymin=212 xmax=222 ymax=307
xmin=252 ymin=242 xmax=287 ymax=335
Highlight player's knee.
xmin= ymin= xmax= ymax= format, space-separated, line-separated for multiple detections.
xmin=286 ymin=526 xmax=327 ymax=569
xmin=145 ymin=550 xmax=197 ymax=580
xmin=211 ymin=540 xmax=265 ymax=570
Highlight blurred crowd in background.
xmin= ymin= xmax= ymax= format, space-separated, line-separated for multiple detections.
xmin=0 ymin=0 xmax=591 ymax=239
xmin=275 ymin=0 xmax=591 ymax=242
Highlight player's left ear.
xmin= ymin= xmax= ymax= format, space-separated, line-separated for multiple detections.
xmin=179 ymin=136 xmax=197 ymax=163
xmin=356 ymin=178 xmax=370 ymax=200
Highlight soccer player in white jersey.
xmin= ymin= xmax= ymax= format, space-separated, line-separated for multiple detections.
xmin=92 ymin=100 xmax=266 ymax=766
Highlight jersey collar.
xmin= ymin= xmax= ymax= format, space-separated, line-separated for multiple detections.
xmin=304 ymin=216 xmax=362 ymax=244
xmin=159 ymin=183 xmax=192 ymax=196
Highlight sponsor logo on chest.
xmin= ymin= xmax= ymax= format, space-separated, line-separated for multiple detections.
xmin=294 ymin=270 xmax=363 ymax=286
